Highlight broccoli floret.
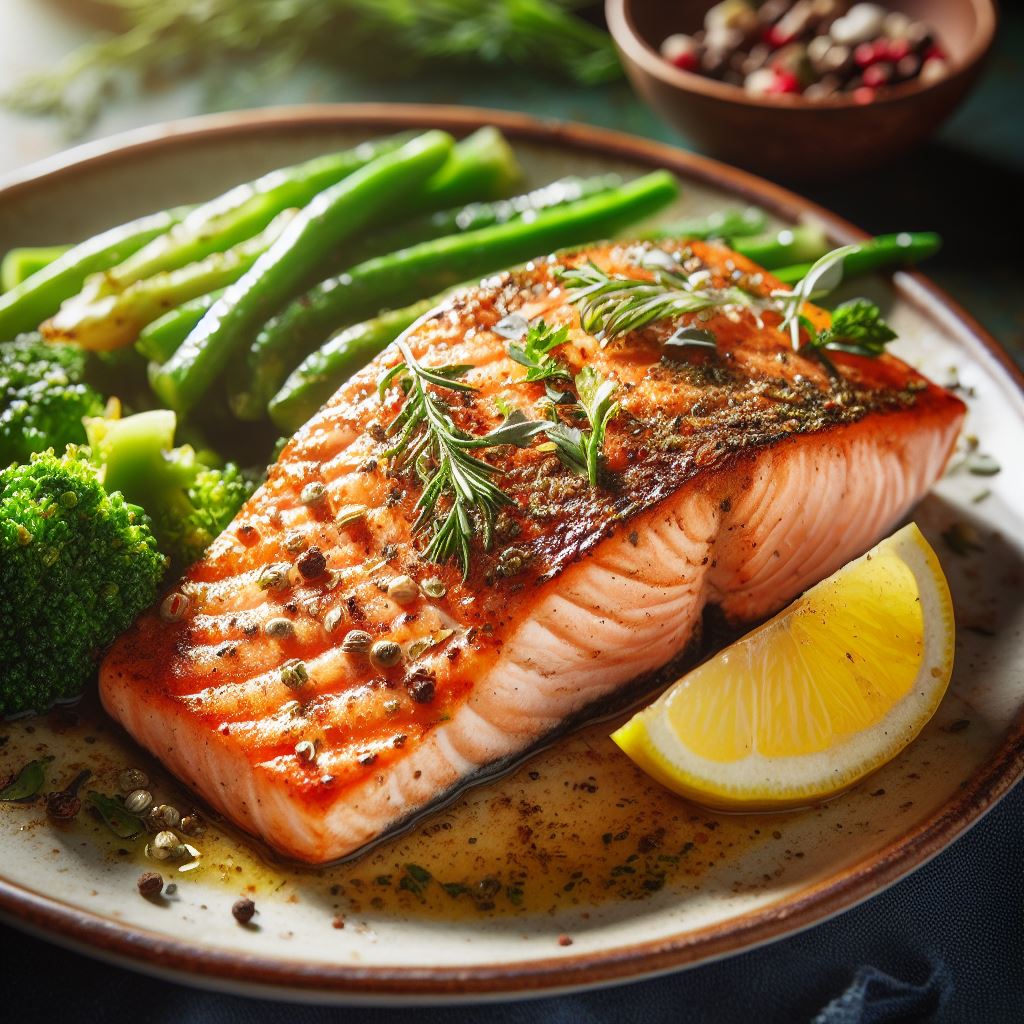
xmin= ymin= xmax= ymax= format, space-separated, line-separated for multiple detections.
xmin=0 ymin=446 xmax=166 ymax=717
xmin=85 ymin=409 xmax=260 ymax=567
xmin=0 ymin=334 xmax=106 ymax=464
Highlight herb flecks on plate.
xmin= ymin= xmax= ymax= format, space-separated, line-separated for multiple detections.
xmin=379 ymin=340 xmax=546 ymax=576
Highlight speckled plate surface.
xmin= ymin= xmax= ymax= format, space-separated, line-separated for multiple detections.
xmin=0 ymin=105 xmax=1021 ymax=1004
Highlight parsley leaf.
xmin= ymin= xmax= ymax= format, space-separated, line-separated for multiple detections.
xmin=507 ymin=320 xmax=571 ymax=383
xmin=815 ymin=298 xmax=897 ymax=355
xmin=546 ymin=366 xmax=620 ymax=487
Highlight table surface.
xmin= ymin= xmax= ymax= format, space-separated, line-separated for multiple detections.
xmin=0 ymin=3 xmax=1021 ymax=1020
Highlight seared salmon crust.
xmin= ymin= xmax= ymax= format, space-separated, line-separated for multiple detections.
xmin=101 ymin=239 xmax=965 ymax=862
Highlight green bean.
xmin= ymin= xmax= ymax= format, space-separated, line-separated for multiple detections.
xmin=391 ymin=126 xmax=521 ymax=217
xmin=733 ymin=223 xmax=830 ymax=269
xmin=149 ymin=130 xmax=455 ymax=413
xmin=107 ymin=134 xmax=411 ymax=292
xmin=644 ymin=206 xmax=768 ymax=241
xmin=230 ymin=174 xmax=624 ymax=419
xmin=45 ymin=210 xmax=297 ymax=350
xmin=234 ymin=170 xmax=679 ymax=421
xmin=1 ymin=245 xmax=70 ymax=292
xmin=770 ymin=232 xmax=942 ymax=285
xmin=345 ymin=174 xmax=622 ymax=270
xmin=268 ymin=290 xmax=461 ymax=433
xmin=0 ymin=207 xmax=189 ymax=340
xmin=135 ymin=292 xmax=223 ymax=363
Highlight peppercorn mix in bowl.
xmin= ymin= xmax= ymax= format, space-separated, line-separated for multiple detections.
xmin=606 ymin=0 xmax=997 ymax=179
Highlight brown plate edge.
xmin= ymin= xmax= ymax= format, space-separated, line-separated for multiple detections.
xmin=0 ymin=102 xmax=1021 ymax=1001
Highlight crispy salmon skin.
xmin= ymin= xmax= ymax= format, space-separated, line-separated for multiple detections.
xmin=100 ymin=239 xmax=965 ymax=863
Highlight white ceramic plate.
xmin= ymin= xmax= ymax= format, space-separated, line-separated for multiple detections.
xmin=0 ymin=105 xmax=1021 ymax=1004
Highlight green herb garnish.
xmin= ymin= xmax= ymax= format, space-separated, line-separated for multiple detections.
xmin=0 ymin=757 xmax=53 ymax=802
xmin=774 ymin=245 xmax=858 ymax=350
xmin=507 ymin=320 xmax=570 ymax=383
xmin=557 ymin=244 xmax=897 ymax=360
xmin=545 ymin=366 xmax=620 ymax=487
xmin=87 ymin=791 xmax=147 ymax=839
xmin=811 ymin=298 xmax=897 ymax=355
xmin=379 ymin=341 xmax=547 ymax=575
xmin=557 ymin=257 xmax=758 ymax=345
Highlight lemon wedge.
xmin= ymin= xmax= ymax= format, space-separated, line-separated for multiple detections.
xmin=612 ymin=523 xmax=954 ymax=811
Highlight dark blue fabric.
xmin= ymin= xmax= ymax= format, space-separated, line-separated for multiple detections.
xmin=2 ymin=780 xmax=1020 ymax=1022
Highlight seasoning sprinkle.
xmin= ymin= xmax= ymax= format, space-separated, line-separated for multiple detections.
xmin=149 ymin=803 xmax=181 ymax=829
xmin=149 ymin=830 xmax=182 ymax=861
xmin=387 ymin=575 xmax=419 ymax=604
xmin=232 ymin=898 xmax=256 ymax=924
xmin=124 ymin=789 xmax=153 ymax=814
xmin=264 ymin=617 xmax=295 ymax=639
xmin=294 ymin=740 xmax=318 ymax=763
xmin=180 ymin=814 xmax=204 ymax=838
xmin=300 ymin=481 xmax=327 ymax=506
xmin=256 ymin=562 xmax=291 ymax=591
xmin=118 ymin=768 xmax=148 ymax=793
xmin=370 ymin=639 xmax=403 ymax=669
xmin=137 ymin=871 xmax=163 ymax=898
xmin=341 ymin=629 xmax=373 ymax=655
xmin=280 ymin=659 xmax=309 ymax=689
xmin=297 ymin=545 xmax=328 ymax=579
xmin=336 ymin=504 xmax=368 ymax=528
xmin=159 ymin=591 xmax=191 ymax=622
xmin=283 ymin=529 xmax=307 ymax=553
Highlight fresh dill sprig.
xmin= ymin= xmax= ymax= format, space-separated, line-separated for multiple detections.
xmin=378 ymin=340 xmax=546 ymax=575
xmin=556 ymin=254 xmax=762 ymax=345
xmin=544 ymin=366 xmax=620 ymax=487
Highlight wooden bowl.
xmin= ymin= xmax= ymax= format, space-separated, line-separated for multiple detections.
xmin=606 ymin=0 xmax=997 ymax=181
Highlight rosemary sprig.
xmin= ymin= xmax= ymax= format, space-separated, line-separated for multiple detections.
xmin=556 ymin=254 xmax=761 ymax=345
xmin=558 ymin=244 xmax=898 ymax=360
xmin=545 ymin=366 xmax=620 ymax=486
xmin=378 ymin=341 xmax=546 ymax=575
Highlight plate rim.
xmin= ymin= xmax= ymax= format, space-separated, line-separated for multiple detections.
xmin=0 ymin=102 xmax=1021 ymax=1000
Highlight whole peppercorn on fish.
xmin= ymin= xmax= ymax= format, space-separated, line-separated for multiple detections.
xmin=100 ymin=239 xmax=965 ymax=863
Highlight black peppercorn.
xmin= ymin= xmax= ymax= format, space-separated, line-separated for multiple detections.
xmin=232 ymin=897 xmax=256 ymax=924
xmin=296 ymin=545 xmax=327 ymax=579
xmin=137 ymin=871 xmax=164 ymax=898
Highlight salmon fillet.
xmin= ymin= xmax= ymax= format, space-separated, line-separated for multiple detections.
xmin=100 ymin=239 xmax=965 ymax=863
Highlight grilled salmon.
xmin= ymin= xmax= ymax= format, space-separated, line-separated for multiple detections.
xmin=100 ymin=239 xmax=965 ymax=863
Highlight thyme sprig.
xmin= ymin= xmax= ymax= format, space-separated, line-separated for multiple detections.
xmin=545 ymin=367 xmax=620 ymax=486
xmin=558 ymin=244 xmax=898 ymax=359
xmin=378 ymin=341 xmax=546 ymax=575
xmin=556 ymin=254 xmax=761 ymax=345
